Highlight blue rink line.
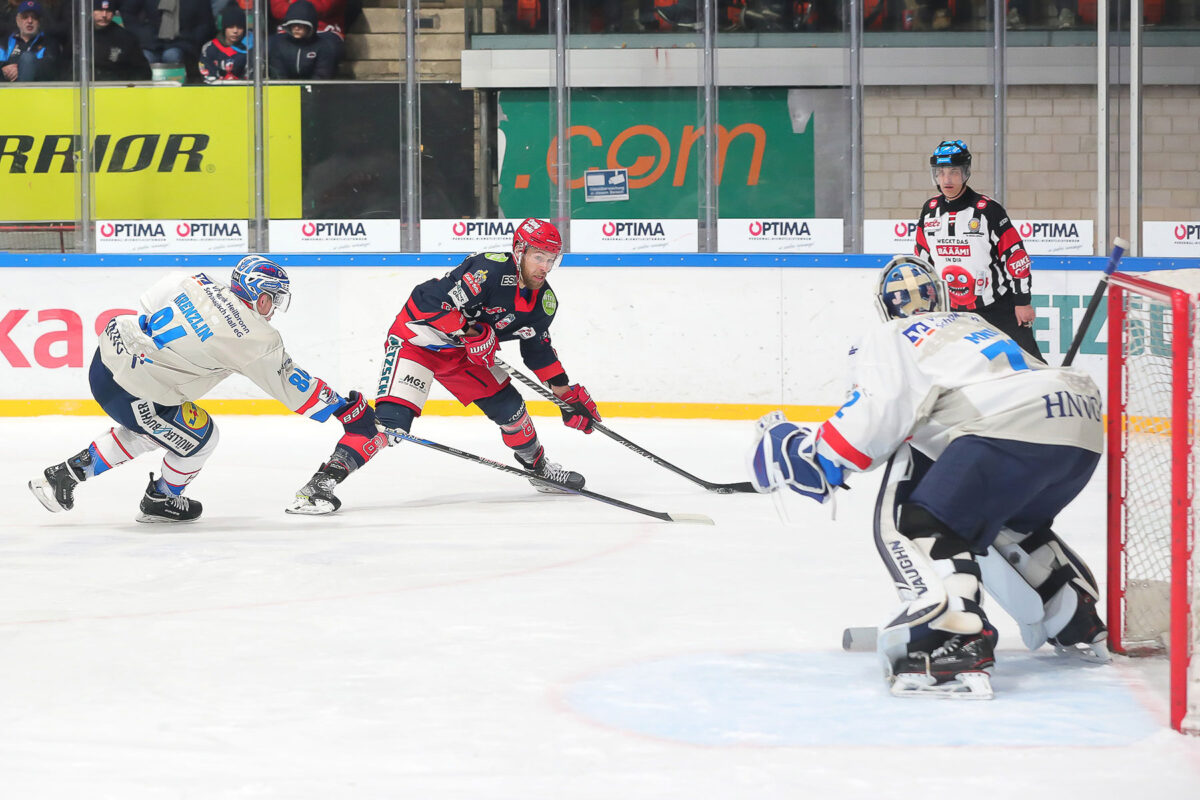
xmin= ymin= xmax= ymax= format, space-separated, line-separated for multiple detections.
xmin=562 ymin=651 xmax=1160 ymax=747
xmin=0 ymin=253 xmax=1195 ymax=271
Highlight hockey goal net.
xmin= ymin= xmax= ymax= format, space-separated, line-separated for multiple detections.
xmin=1107 ymin=269 xmax=1200 ymax=734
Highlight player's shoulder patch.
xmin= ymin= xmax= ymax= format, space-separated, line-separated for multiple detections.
xmin=976 ymin=196 xmax=989 ymax=210
xmin=484 ymin=252 xmax=508 ymax=263
xmin=928 ymin=198 xmax=938 ymax=210
xmin=541 ymin=288 xmax=557 ymax=316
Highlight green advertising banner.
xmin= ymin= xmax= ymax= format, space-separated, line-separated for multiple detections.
xmin=497 ymin=88 xmax=816 ymax=220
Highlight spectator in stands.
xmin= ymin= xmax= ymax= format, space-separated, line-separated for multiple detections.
xmin=199 ymin=3 xmax=250 ymax=81
xmin=1 ymin=1 xmax=59 ymax=81
xmin=93 ymin=0 xmax=152 ymax=81
xmin=121 ymin=0 xmax=214 ymax=79
xmin=269 ymin=0 xmax=344 ymax=61
xmin=1 ymin=0 xmax=67 ymax=53
xmin=915 ymin=0 xmax=973 ymax=30
xmin=268 ymin=0 xmax=338 ymax=79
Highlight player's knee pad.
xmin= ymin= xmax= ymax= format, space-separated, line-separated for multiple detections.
xmin=160 ymin=420 xmax=220 ymax=492
xmin=375 ymin=399 xmax=416 ymax=433
xmin=474 ymin=384 xmax=525 ymax=427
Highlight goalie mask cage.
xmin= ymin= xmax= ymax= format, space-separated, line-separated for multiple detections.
xmin=1107 ymin=269 xmax=1200 ymax=735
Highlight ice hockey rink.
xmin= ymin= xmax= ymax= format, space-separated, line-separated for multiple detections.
xmin=2 ymin=414 xmax=1199 ymax=798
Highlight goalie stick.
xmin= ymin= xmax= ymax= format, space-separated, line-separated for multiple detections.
xmin=385 ymin=428 xmax=714 ymax=525
xmin=491 ymin=356 xmax=757 ymax=494
xmin=1062 ymin=236 xmax=1128 ymax=367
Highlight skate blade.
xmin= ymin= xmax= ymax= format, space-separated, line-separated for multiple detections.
xmin=285 ymin=497 xmax=338 ymax=515
xmin=890 ymin=670 xmax=994 ymax=700
xmin=28 ymin=479 xmax=66 ymax=513
xmin=134 ymin=513 xmax=200 ymax=524
xmin=1053 ymin=639 xmax=1112 ymax=664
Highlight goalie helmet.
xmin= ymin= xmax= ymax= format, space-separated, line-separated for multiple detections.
xmin=512 ymin=217 xmax=563 ymax=270
xmin=875 ymin=255 xmax=946 ymax=321
xmin=929 ymin=139 xmax=971 ymax=185
xmin=231 ymin=255 xmax=292 ymax=314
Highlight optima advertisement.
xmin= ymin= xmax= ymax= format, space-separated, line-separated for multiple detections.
xmin=0 ymin=86 xmax=302 ymax=221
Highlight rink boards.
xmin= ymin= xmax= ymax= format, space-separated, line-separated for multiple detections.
xmin=1 ymin=253 xmax=1195 ymax=418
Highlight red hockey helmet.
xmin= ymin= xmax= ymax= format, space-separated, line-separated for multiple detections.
xmin=512 ymin=217 xmax=563 ymax=270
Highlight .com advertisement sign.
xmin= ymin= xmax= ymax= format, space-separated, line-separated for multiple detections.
xmin=95 ymin=219 xmax=248 ymax=253
xmin=421 ymin=219 xmax=516 ymax=253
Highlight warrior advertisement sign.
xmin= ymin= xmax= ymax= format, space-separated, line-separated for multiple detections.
xmin=0 ymin=86 xmax=302 ymax=222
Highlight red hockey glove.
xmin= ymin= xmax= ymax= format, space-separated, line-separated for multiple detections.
xmin=335 ymin=391 xmax=379 ymax=438
xmin=463 ymin=324 xmax=498 ymax=368
xmin=559 ymin=384 xmax=601 ymax=434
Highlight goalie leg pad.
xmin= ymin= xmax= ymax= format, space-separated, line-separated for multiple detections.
xmin=992 ymin=526 xmax=1109 ymax=659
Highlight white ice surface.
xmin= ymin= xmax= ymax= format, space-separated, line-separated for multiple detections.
xmin=2 ymin=415 xmax=1199 ymax=798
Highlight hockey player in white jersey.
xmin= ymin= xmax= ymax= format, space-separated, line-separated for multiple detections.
xmin=28 ymin=256 xmax=386 ymax=523
xmin=748 ymin=255 xmax=1107 ymax=699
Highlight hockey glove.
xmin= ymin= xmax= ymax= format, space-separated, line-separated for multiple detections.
xmin=559 ymin=383 xmax=601 ymax=434
xmin=463 ymin=324 xmax=498 ymax=368
xmin=335 ymin=391 xmax=379 ymax=439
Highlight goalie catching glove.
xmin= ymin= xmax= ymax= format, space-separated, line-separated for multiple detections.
xmin=462 ymin=324 xmax=499 ymax=368
xmin=747 ymin=410 xmax=844 ymax=503
xmin=559 ymin=383 xmax=600 ymax=434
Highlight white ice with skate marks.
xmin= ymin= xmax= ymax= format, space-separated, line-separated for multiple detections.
xmin=2 ymin=416 xmax=1199 ymax=798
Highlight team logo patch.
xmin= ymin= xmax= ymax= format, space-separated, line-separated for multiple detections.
xmin=514 ymin=326 xmax=536 ymax=339
xmin=176 ymin=402 xmax=210 ymax=431
xmin=967 ymin=217 xmax=981 ymax=233
xmin=462 ymin=273 xmax=481 ymax=295
xmin=542 ymin=290 xmax=557 ymax=316
xmin=495 ymin=313 xmax=516 ymax=330
xmin=976 ymin=197 xmax=988 ymax=210
xmin=902 ymin=321 xmax=935 ymax=346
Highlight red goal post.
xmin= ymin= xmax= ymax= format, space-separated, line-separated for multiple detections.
xmin=1107 ymin=269 xmax=1200 ymax=735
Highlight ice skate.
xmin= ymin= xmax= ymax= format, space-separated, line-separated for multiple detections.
xmin=137 ymin=473 xmax=202 ymax=523
xmin=890 ymin=626 xmax=998 ymax=700
xmin=286 ymin=461 xmax=349 ymax=515
xmin=1049 ymin=594 xmax=1111 ymax=663
xmin=28 ymin=455 xmax=88 ymax=513
xmin=516 ymin=449 xmax=585 ymax=494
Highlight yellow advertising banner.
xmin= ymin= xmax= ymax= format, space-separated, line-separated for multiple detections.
xmin=0 ymin=86 xmax=301 ymax=221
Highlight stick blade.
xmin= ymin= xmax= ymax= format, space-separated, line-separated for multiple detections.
xmin=667 ymin=513 xmax=715 ymax=525
xmin=709 ymin=481 xmax=757 ymax=494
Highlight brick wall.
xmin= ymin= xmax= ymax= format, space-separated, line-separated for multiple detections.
xmin=864 ymin=84 xmax=1200 ymax=231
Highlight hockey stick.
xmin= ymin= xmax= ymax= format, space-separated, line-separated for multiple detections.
xmin=1061 ymin=236 xmax=1128 ymax=367
xmin=385 ymin=429 xmax=713 ymax=525
xmin=492 ymin=356 xmax=757 ymax=494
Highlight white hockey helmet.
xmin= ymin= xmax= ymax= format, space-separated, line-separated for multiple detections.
xmin=875 ymin=255 xmax=946 ymax=321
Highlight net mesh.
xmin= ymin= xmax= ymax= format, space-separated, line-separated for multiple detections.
xmin=1113 ymin=270 xmax=1198 ymax=734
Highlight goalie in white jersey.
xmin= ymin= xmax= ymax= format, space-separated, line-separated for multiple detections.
xmin=748 ymin=255 xmax=1108 ymax=699
xmin=28 ymin=256 xmax=385 ymax=523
